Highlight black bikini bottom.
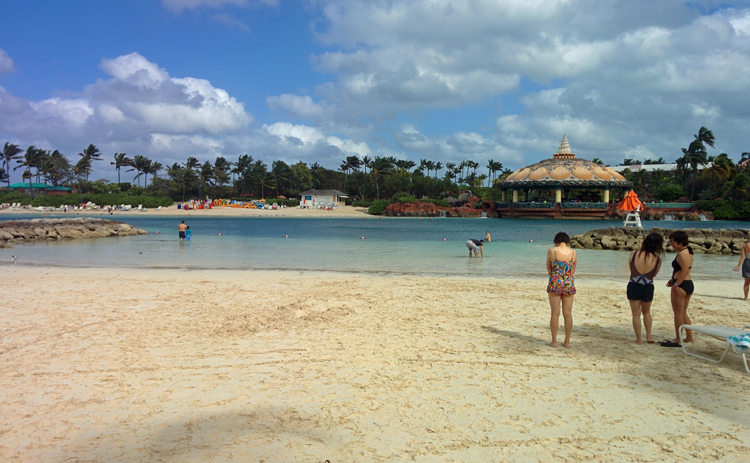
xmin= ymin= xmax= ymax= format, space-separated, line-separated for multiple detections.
xmin=677 ymin=280 xmax=694 ymax=296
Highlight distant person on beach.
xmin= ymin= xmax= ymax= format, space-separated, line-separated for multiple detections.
xmin=546 ymin=232 xmax=576 ymax=348
xmin=662 ymin=231 xmax=694 ymax=347
xmin=185 ymin=226 xmax=192 ymax=241
xmin=733 ymin=240 xmax=750 ymax=300
xmin=626 ymin=233 xmax=664 ymax=344
xmin=485 ymin=230 xmax=491 ymax=242
xmin=466 ymin=239 xmax=484 ymax=258
xmin=178 ymin=220 xmax=187 ymax=241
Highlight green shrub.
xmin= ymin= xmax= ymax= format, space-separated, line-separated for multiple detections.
xmin=0 ymin=191 xmax=32 ymax=205
xmin=656 ymin=184 xmax=684 ymax=202
xmin=713 ymin=202 xmax=740 ymax=220
xmin=29 ymin=194 xmax=173 ymax=208
xmin=391 ymin=193 xmax=417 ymax=203
xmin=424 ymin=198 xmax=449 ymax=207
xmin=352 ymin=200 xmax=373 ymax=208
xmin=368 ymin=199 xmax=390 ymax=214
xmin=695 ymin=200 xmax=750 ymax=220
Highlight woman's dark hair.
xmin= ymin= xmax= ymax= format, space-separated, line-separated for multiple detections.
xmin=668 ymin=230 xmax=689 ymax=247
xmin=640 ymin=232 xmax=665 ymax=258
xmin=554 ymin=232 xmax=570 ymax=244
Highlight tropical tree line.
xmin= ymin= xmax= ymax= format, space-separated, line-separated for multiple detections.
xmin=621 ymin=127 xmax=750 ymax=202
xmin=2 ymin=143 xmax=510 ymax=203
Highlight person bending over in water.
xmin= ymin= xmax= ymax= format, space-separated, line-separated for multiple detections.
xmin=626 ymin=233 xmax=664 ymax=344
xmin=733 ymin=240 xmax=750 ymax=300
xmin=662 ymin=231 xmax=694 ymax=347
xmin=546 ymin=232 xmax=576 ymax=348
xmin=466 ymin=239 xmax=484 ymax=258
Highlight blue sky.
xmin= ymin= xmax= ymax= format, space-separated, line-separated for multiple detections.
xmin=2 ymin=0 xmax=750 ymax=183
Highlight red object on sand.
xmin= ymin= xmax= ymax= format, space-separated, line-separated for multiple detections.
xmin=617 ymin=190 xmax=642 ymax=211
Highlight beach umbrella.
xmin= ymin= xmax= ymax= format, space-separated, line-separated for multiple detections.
xmin=617 ymin=190 xmax=642 ymax=211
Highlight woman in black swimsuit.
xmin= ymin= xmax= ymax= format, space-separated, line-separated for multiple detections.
xmin=626 ymin=233 xmax=664 ymax=344
xmin=664 ymin=231 xmax=694 ymax=346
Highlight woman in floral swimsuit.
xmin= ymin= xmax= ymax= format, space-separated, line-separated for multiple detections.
xmin=546 ymin=232 xmax=577 ymax=348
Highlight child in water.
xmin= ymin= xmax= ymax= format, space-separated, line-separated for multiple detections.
xmin=185 ymin=226 xmax=192 ymax=241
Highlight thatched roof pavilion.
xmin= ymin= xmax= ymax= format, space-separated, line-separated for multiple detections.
xmin=498 ymin=134 xmax=632 ymax=203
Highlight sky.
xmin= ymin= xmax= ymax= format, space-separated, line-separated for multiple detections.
xmin=2 ymin=0 xmax=750 ymax=183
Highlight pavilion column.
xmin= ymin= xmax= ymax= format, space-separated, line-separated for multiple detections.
xmin=555 ymin=188 xmax=562 ymax=203
xmin=501 ymin=190 xmax=506 ymax=201
xmin=623 ymin=189 xmax=629 ymax=199
xmin=603 ymin=189 xmax=610 ymax=203
xmin=512 ymin=190 xmax=518 ymax=202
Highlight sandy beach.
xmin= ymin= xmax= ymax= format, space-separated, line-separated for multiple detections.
xmin=1 ymin=265 xmax=749 ymax=462
xmin=0 ymin=204 xmax=371 ymax=219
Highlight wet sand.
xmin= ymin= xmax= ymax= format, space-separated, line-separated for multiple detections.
xmin=1 ymin=266 xmax=749 ymax=462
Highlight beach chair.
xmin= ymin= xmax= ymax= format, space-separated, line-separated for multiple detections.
xmin=679 ymin=324 xmax=750 ymax=374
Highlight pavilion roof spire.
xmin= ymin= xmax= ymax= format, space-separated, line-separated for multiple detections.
xmin=554 ymin=134 xmax=575 ymax=159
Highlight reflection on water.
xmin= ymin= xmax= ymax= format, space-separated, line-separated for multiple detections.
xmin=0 ymin=216 xmax=743 ymax=281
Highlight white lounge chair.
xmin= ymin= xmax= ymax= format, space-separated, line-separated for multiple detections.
xmin=679 ymin=324 xmax=750 ymax=374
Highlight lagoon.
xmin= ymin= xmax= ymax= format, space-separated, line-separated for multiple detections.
xmin=1 ymin=216 xmax=746 ymax=282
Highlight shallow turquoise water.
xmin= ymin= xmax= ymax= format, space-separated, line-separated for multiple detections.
xmin=1 ymin=216 xmax=746 ymax=281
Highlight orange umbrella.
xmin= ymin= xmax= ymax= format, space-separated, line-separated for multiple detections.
xmin=617 ymin=190 xmax=642 ymax=211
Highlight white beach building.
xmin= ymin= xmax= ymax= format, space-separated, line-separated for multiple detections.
xmin=299 ymin=189 xmax=348 ymax=208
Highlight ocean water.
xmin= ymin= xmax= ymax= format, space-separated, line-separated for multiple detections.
xmin=1 ymin=216 xmax=747 ymax=281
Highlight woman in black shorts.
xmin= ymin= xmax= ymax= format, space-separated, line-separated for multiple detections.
xmin=663 ymin=231 xmax=694 ymax=347
xmin=626 ymin=233 xmax=664 ymax=344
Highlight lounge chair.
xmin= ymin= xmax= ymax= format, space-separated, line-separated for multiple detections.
xmin=679 ymin=324 xmax=750 ymax=374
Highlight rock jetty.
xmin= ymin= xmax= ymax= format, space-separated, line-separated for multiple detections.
xmin=0 ymin=218 xmax=147 ymax=248
xmin=570 ymin=227 xmax=750 ymax=255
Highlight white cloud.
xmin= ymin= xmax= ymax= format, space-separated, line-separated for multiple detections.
xmin=162 ymin=0 xmax=248 ymax=13
xmin=161 ymin=0 xmax=278 ymax=13
xmin=266 ymin=94 xmax=331 ymax=120
xmin=213 ymin=13 xmax=251 ymax=31
xmin=0 ymin=48 xmax=15 ymax=74
xmin=0 ymin=53 xmax=253 ymax=172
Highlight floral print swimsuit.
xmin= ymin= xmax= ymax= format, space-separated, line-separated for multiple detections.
xmin=547 ymin=249 xmax=576 ymax=295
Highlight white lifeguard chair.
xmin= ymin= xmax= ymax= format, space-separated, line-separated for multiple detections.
xmin=623 ymin=204 xmax=643 ymax=228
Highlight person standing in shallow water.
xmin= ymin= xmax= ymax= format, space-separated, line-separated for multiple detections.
xmin=733 ymin=240 xmax=750 ymax=300
xmin=178 ymin=220 xmax=187 ymax=241
xmin=626 ymin=233 xmax=664 ymax=344
xmin=546 ymin=232 xmax=576 ymax=348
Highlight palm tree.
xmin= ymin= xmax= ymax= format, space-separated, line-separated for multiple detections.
xmin=212 ymin=157 xmax=230 ymax=193
xmin=0 ymin=168 xmax=8 ymax=185
xmin=111 ymin=152 xmax=133 ymax=184
xmin=2 ymin=142 xmax=23 ymax=187
xmin=369 ymin=156 xmax=393 ymax=199
xmin=130 ymin=155 xmax=150 ymax=186
xmin=168 ymin=163 xmax=195 ymax=202
xmin=145 ymin=161 xmax=162 ymax=186
xmin=694 ymin=127 xmax=716 ymax=149
xmin=396 ymin=159 xmax=416 ymax=171
xmin=434 ymin=162 xmax=443 ymax=179
xmin=198 ymin=161 xmax=214 ymax=199
xmin=15 ymin=146 xmax=42 ymax=196
xmin=254 ymin=171 xmax=276 ymax=199
xmin=73 ymin=156 xmax=91 ymax=204
xmin=78 ymin=144 xmax=101 ymax=180
xmin=38 ymin=158 xmax=56 ymax=195
xmin=419 ymin=159 xmax=429 ymax=177
xmin=680 ymin=140 xmax=709 ymax=201
xmin=270 ymin=160 xmax=292 ymax=198
xmin=361 ymin=156 xmax=372 ymax=175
